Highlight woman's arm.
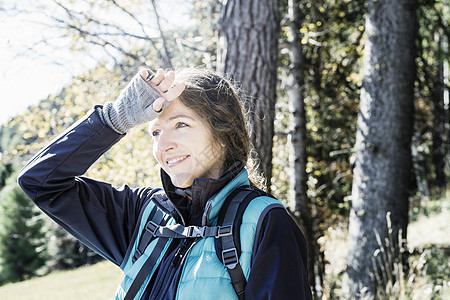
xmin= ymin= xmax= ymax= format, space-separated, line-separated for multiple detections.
xmin=17 ymin=108 xmax=151 ymax=266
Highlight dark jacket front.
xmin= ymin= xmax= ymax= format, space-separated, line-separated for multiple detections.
xmin=17 ymin=107 xmax=312 ymax=299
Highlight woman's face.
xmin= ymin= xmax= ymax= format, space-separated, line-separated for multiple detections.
xmin=149 ymin=98 xmax=225 ymax=188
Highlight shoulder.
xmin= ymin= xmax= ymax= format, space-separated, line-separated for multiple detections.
xmin=242 ymin=195 xmax=284 ymax=225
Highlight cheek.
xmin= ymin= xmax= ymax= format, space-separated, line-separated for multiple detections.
xmin=152 ymin=143 xmax=161 ymax=163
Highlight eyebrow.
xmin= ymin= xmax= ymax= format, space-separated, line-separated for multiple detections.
xmin=150 ymin=114 xmax=196 ymax=129
xmin=168 ymin=114 xmax=196 ymax=122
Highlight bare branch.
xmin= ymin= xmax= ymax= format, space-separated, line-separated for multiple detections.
xmin=47 ymin=0 xmax=170 ymax=65
xmin=109 ymin=0 xmax=151 ymax=38
xmin=150 ymin=0 xmax=173 ymax=68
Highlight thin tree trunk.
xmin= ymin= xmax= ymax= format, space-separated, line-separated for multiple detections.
xmin=285 ymin=0 xmax=319 ymax=296
xmin=217 ymin=0 xmax=279 ymax=188
xmin=345 ymin=0 xmax=417 ymax=296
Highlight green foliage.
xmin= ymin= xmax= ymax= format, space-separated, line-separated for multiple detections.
xmin=0 ymin=163 xmax=13 ymax=190
xmin=277 ymin=0 xmax=366 ymax=222
xmin=46 ymin=225 xmax=103 ymax=271
xmin=0 ymin=179 xmax=47 ymax=284
xmin=0 ymin=124 xmax=26 ymax=172
xmin=0 ymin=123 xmax=24 ymax=154
xmin=300 ymin=0 xmax=365 ymax=217
xmin=413 ymin=0 xmax=450 ymax=194
xmin=421 ymin=247 xmax=450 ymax=292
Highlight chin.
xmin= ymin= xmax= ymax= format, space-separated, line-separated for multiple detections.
xmin=171 ymin=173 xmax=194 ymax=188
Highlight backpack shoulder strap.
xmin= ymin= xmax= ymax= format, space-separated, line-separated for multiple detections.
xmin=215 ymin=185 xmax=273 ymax=300
xmin=124 ymin=237 xmax=169 ymax=300
xmin=124 ymin=188 xmax=171 ymax=300
xmin=133 ymin=188 xmax=170 ymax=263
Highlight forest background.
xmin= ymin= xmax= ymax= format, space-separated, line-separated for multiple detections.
xmin=0 ymin=0 xmax=448 ymax=299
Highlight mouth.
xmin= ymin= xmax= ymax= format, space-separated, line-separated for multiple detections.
xmin=166 ymin=155 xmax=189 ymax=167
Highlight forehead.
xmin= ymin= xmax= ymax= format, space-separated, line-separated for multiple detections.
xmin=149 ymin=98 xmax=198 ymax=127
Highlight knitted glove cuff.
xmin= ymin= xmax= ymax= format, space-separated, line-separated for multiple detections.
xmin=101 ymin=73 xmax=169 ymax=134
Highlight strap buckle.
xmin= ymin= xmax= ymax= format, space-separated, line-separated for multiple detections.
xmin=222 ymin=248 xmax=239 ymax=269
xmin=187 ymin=226 xmax=206 ymax=238
xmin=145 ymin=221 xmax=159 ymax=235
xmin=216 ymin=225 xmax=232 ymax=238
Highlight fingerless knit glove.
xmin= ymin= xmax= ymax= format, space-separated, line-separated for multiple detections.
xmin=100 ymin=73 xmax=169 ymax=134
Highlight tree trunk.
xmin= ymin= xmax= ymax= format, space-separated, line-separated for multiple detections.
xmin=217 ymin=0 xmax=280 ymax=188
xmin=285 ymin=0 xmax=319 ymax=296
xmin=345 ymin=0 xmax=417 ymax=297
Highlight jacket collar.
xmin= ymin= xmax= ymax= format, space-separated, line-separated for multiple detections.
xmin=160 ymin=161 xmax=248 ymax=226
xmin=203 ymin=167 xmax=250 ymax=226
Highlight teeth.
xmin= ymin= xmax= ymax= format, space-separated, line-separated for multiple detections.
xmin=167 ymin=156 xmax=187 ymax=165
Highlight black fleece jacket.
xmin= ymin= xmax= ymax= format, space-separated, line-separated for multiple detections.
xmin=17 ymin=107 xmax=312 ymax=300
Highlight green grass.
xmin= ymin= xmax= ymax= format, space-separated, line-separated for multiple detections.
xmin=0 ymin=261 xmax=123 ymax=300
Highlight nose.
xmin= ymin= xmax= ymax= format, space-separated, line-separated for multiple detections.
xmin=155 ymin=131 xmax=176 ymax=153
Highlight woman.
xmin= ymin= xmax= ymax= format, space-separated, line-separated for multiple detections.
xmin=18 ymin=68 xmax=312 ymax=299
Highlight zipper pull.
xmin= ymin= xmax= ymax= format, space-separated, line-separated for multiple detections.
xmin=172 ymin=240 xmax=188 ymax=267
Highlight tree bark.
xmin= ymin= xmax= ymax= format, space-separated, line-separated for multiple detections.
xmin=345 ymin=0 xmax=418 ymax=297
xmin=217 ymin=0 xmax=280 ymax=188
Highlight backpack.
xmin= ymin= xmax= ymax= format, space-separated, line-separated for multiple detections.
xmin=123 ymin=185 xmax=277 ymax=300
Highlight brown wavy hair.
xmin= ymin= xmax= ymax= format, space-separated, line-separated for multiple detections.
xmin=174 ymin=68 xmax=266 ymax=190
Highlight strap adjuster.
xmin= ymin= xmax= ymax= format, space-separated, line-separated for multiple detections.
xmin=187 ymin=226 xmax=206 ymax=238
xmin=216 ymin=225 xmax=232 ymax=238
xmin=222 ymin=248 xmax=239 ymax=269
xmin=145 ymin=221 xmax=159 ymax=235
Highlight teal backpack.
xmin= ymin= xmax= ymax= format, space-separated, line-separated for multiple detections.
xmin=123 ymin=185 xmax=280 ymax=300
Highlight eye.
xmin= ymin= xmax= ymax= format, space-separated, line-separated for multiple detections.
xmin=176 ymin=122 xmax=188 ymax=129
xmin=151 ymin=129 xmax=160 ymax=137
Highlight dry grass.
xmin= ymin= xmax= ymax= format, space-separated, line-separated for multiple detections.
xmin=322 ymin=192 xmax=450 ymax=299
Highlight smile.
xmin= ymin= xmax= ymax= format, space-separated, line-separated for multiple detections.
xmin=166 ymin=155 xmax=189 ymax=167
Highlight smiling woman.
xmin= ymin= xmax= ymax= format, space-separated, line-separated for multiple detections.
xmin=17 ymin=67 xmax=312 ymax=299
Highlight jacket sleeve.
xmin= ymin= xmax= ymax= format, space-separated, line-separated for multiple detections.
xmin=17 ymin=107 xmax=152 ymax=266
xmin=245 ymin=207 xmax=312 ymax=300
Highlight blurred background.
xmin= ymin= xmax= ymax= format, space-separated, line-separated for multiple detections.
xmin=0 ymin=0 xmax=448 ymax=299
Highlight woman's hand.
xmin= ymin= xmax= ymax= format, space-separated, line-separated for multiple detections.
xmin=140 ymin=69 xmax=186 ymax=112
xmin=101 ymin=68 xmax=186 ymax=134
